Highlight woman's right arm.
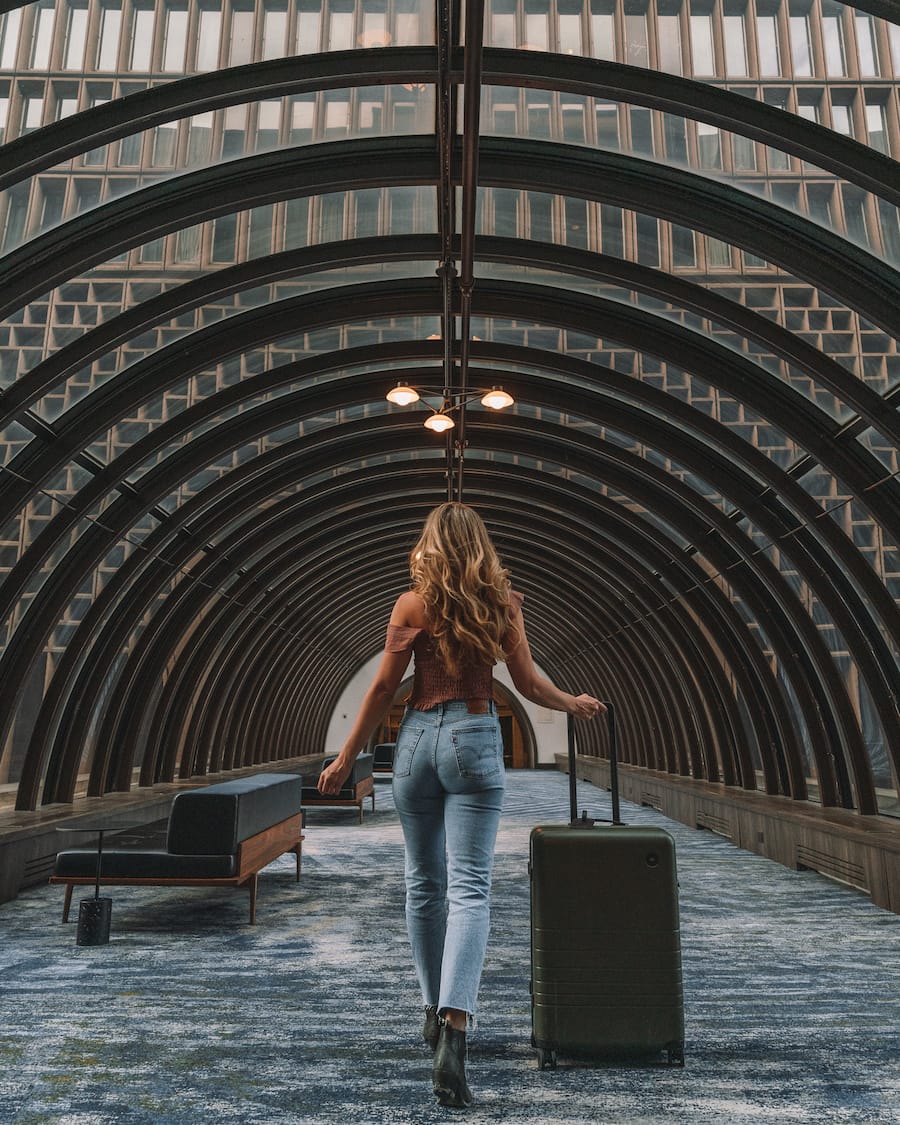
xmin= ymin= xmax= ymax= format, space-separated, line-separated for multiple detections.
xmin=504 ymin=604 xmax=604 ymax=720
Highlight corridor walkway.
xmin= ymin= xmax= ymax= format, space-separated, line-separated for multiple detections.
xmin=1 ymin=772 xmax=898 ymax=1124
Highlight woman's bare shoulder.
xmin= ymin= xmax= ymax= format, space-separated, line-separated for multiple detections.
xmin=390 ymin=590 xmax=429 ymax=628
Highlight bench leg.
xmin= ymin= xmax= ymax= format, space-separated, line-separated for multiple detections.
xmin=62 ymin=884 xmax=73 ymax=923
xmin=294 ymin=838 xmax=304 ymax=881
xmin=248 ymin=873 xmax=259 ymax=925
xmin=358 ymin=801 xmax=363 ymax=825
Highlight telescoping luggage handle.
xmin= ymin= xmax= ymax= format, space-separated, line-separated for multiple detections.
xmin=567 ymin=701 xmax=622 ymax=828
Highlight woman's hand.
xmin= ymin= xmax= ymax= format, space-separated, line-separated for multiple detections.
xmin=569 ymin=695 xmax=606 ymax=720
xmin=317 ymin=753 xmax=354 ymax=796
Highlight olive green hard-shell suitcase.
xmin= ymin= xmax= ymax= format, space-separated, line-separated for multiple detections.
xmin=529 ymin=704 xmax=685 ymax=1069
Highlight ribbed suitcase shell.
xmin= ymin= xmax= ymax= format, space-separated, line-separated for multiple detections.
xmin=529 ymin=706 xmax=685 ymax=1068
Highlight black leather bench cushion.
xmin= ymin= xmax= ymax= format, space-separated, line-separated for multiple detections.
xmin=167 ymin=773 xmax=302 ymax=855
xmin=302 ymin=753 xmax=373 ymax=800
xmin=54 ymin=848 xmax=237 ymax=879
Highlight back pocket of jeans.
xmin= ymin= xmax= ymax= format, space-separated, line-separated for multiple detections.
xmin=451 ymin=723 xmax=501 ymax=780
xmin=393 ymin=726 xmax=425 ymax=777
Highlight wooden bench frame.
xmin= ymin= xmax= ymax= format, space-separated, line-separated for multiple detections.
xmin=302 ymin=776 xmax=375 ymax=824
xmin=50 ymin=813 xmax=303 ymax=925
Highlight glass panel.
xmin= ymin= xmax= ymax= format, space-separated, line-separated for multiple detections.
xmin=657 ymin=11 xmax=683 ymax=75
xmin=197 ymin=5 xmax=223 ymax=69
xmin=688 ymin=8 xmax=715 ymax=75
xmin=163 ymin=3 xmax=189 ymax=71
xmin=590 ymin=0 xmax=615 ymax=60
xmin=788 ymin=8 xmax=812 ymax=77
xmin=855 ymin=15 xmax=879 ymax=77
xmin=130 ymin=4 xmax=155 ymax=69
xmin=97 ymin=4 xmax=123 ymax=70
xmin=756 ymin=11 xmax=781 ymax=76
xmin=724 ymin=12 xmax=747 ymax=77
xmin=822 ymin=8 xmax=846 ymax=77
xmin=64 ymin=4 xmax=89 ymax=69
xmin=0 ymin=8 xmax=22 ymax=68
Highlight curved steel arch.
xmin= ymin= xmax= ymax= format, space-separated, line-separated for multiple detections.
xmin=33 ymin=441 xmax=771 ymax=806
xmin=68 ymin=405 xmax=846 ymax=810
xmin=2 ymin=48 xmax=897 ymax=208
xmin=0 ymin=137 xmax=897 ymax=334
xmin=5 ymin=346 xmax=891 ymax=805
xmin=5 ymin=234 xmax=896 ymax=449
xmin=99 ymin=475 xmax=757 ymax=795
xmin=3 ymin=279 xmax=896 ymax=549
xmin=100 ymin=429 xmax=814 ymax=801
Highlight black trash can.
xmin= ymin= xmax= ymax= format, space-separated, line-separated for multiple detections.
xmin=76 ymin=896 xmax=112 ymax=945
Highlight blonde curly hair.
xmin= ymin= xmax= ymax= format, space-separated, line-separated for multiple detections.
xmin=409 ymin=502 xmax=518 ymax=675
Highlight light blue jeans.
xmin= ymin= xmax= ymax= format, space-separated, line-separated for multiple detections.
xmin=392 ymin=701 xmax=506 ymax=1019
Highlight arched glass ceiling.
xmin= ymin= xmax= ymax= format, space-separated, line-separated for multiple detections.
xmin=0 ymin=0 xmax=897 ymax=825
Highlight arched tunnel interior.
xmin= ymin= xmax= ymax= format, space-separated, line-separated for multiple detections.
xmin=0 ymin=0 xmax=898 ymax=909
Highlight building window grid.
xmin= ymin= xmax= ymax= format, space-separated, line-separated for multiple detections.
xmin=0 ymin=3 xmax=897 ymax=669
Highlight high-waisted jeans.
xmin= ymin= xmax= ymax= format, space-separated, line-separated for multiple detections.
xmin=392 ymin=701 xmax=506 ymax=1019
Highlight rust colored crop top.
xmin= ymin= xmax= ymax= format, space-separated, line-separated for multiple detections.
xmin=385 ymin=590 xmax=524 ymax=711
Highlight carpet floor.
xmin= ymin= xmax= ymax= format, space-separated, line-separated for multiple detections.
xmin=1 ymin=771 xmax=898 ymax=1125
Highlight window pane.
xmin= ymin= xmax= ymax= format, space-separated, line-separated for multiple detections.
xmin=31 ymin=4 xmax=56 ymax=68
xmin=197 ymin=7 xmax=222 ymax=69
xmin=724 ymin=14 xmax=747 ymax=76
xmin=163 ymin=5 xmax=189 ymax=70
xmin=822 ymin=13 xmax=846 ymax=77
xmin=297 ymin=1 xmax=322 ymax=52
xmin=130 ymin=6 xmax=155 ymax=69
xmin=831 ymin=101 xmax=853 ymax=136
xmin=590 ymin=3 xmax=614 ymax=60
xmin=672 ymin=223 xmax=696 ymax=267
xmin=491 ymin=0 xmax=516 ymax=48
xmin=263 ymin=2 xmax=287 ymax=58
xmin=329 ymin=4 xmax=354 ymax=50
xmin=708 ymin=236 xmax=732 ymax=266
xmin=789 ymin=13 xmax=811 ymax=77
xmin=595 ymin=102 xmax=619 ymax=147
xmin=625 ymin=6 xmax=649 ymax=67
xmin=229 ymin=4 xmax=254 ymax=65
xmin=65 ymin=5 xmax=88 ymax=69
xmin=212 ymin=213 xmax=237 ymax=260
xmin=855 ymin=16 xmax=879 ymax=76
xmin=600 ymin=203 xmax=623 ymax=256
xmin=697 ymin=121 xmax=722 ymax=168
xmin=97 ymin=6 xmax=122 ymax=69
xmin=558 ymin=1 xmax=582 ymax=56
xmin=865 ymin=101 xmax=888 ymax=154
xmin=1 ymin=9 xmax=22 ymax=68
xmin=658 ymin=14 xmax=682 ymax=75
xmin=690 ymin=13 xmax=714 ymax=75
xmin=636 ymin=212 xmax=659 ymax=266
xmin=524 ymin=0 xmax=549 ymax=50
xmin=756 ymin=14 xmax=780 ymax=76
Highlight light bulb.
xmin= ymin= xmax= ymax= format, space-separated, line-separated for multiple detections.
xmin=424 ymin=412 xmax=455 ymax=433
xmin=480 ymin=386 xmax=514 ymax=410
xmin=386 ymin=383 xmax=420 ymax=406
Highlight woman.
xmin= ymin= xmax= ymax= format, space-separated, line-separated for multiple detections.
xmin=318 ymin=502 xmax=603 ymax=1108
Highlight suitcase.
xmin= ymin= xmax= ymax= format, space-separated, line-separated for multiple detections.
xmin=529 ymin=702 xmax=685 ymax=1069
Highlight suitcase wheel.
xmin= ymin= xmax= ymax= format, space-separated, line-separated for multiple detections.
xmin=536 ymin=1048 xmax=558 ymax=1070
xmin=666 ymin=1043 xmax=685 ymax=1067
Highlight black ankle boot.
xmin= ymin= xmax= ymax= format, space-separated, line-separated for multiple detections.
xmin=423 ymin=1006 xmax=440 ymax=1051
xmin=432 ymin=1020 xmax=473 ymax=1108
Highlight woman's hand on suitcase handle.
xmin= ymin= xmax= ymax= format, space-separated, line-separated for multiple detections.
xmin=570 ymin=694 xmax=606 ymax=720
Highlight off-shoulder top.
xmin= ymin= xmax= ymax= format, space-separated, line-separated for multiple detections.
xmin=385 ymin=590 xmax=524 ymax=711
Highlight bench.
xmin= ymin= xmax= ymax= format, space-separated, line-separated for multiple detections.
xmin=372 ymin=742 xmax=396 ymax=775
xmin=50 ymin=773 xmax=303 ymax=925
xmin=301 ymin=752 xmax=375 ymax=823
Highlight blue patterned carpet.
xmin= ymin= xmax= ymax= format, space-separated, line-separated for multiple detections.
xmin=1 ymin=772 xmax=898 ymax=1124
